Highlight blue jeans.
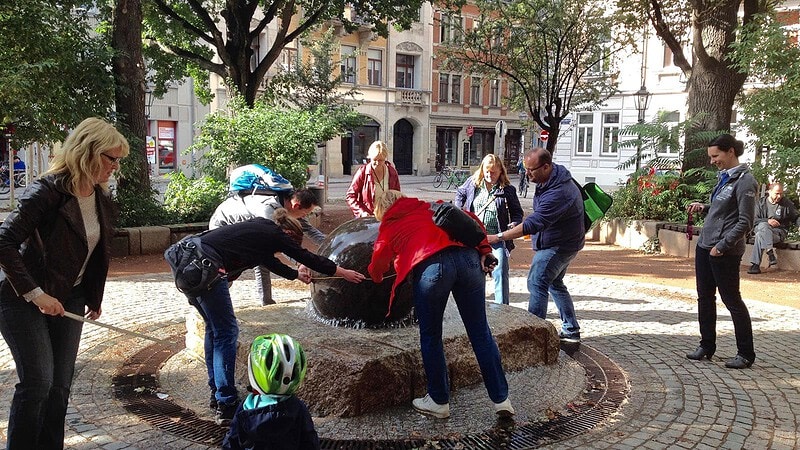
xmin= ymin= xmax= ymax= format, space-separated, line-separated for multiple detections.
xmin=412 ymin=246 xmax=509 ymax=405
xmin=0 ymin=285 xmax=86 ymax=450
xmin=491 ymin=242 xmax=510 ymax=305
xmin=527 ymin=247 xmax=581 ymax=337
xmin=189 ymin=280 xmax=239 ymax=407
xmin=695 ymin=245 xmax=755 ymax=361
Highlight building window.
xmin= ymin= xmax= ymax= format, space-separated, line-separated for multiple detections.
xmin=439 ymin=74 xmax=449 ymax=103
xmin=659 ymin=110 xmax=681 ymax=156
xmin=279 ymin=47 xmax=297 ymax=72
xmin=576 ymin=113 xmax=594 ymax=155
xmin=439 ymin=13 xmax=463 ymax=44
xmin=341 ymin=45 xmax=356 ymax=84
xmin=490 ymin=79 xmax=499 ymax=106
xmin=451 ymin=74 xmax=461 ymax=104
xmin=438 ymin=73 xmax=461 ymax=104
xmin=396 ymin=54 xmax=415 ymax=89
xmin=663 ymin=45 xmax=673 ymax=68
xmin=469 ymin=130 xmax=495 ymax=166
xmin=471 ymin=76 xmax=481 ymax=106
xmin=367 ymin=49 xmax=382 ymax=86
xmin=601 ymin=112 xmax=619 ymax=155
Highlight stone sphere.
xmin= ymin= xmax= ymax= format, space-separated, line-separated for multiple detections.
xmin=310 ymin=217 xmax=413 ymax=327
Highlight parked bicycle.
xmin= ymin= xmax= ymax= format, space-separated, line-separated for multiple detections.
xmin=518 ymin=172 xmax=529 ymax=198
xmin=433 ymin=166 xmax=470 ymax=190
xmin=0 ymin=164 xmax=28 ymax=194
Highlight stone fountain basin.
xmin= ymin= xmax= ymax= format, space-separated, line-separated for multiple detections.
xmin=185 ymin=301 xmax=559 ymax=417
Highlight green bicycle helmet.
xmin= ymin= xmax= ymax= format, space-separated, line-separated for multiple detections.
xmin=248 ymin=333 xmax=307 ymax=395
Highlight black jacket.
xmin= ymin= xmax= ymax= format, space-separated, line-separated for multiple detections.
xmin=454 ymin=177 xmax=524 ymax=251
xmin=0 ymin=174 xmax=114 ymax=311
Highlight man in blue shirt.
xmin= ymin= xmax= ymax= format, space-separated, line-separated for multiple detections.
xmin=488 ymin=147 xmax=585 ymax=343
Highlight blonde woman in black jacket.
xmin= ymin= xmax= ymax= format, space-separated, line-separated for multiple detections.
xmin=0 ymin=118 xmax=128 ymax=449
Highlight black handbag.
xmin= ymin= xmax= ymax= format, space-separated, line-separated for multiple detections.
xmin=429 ymin=202 xmax=486 ymax=248
xmin=164 ymin=235 xmax=226 ymax=298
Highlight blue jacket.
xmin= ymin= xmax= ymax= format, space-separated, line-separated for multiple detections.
xmin=222 ymin=395 xmax=320 ymax=450
xmin=454 ymin=177 xmax=524 ymax=251
xmin=522 ymin=164 xmax=585 ymax=252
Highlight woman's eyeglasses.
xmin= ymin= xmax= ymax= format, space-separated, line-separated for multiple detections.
xmin=101 ymin=153 xmax=123 ymax=164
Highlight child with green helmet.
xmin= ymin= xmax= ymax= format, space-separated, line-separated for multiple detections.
xmin=222 ymin=334 xmax=320 ymax=450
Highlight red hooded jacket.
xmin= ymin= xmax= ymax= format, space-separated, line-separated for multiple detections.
xmin=368 ymin=197 xmax=492 ymax=315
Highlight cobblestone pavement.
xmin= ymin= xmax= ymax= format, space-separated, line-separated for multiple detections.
xmin=1 ymin=268 xmax=799 ymax=449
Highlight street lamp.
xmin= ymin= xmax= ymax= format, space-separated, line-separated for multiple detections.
xmin=632 ymin=85 xmax=652 ymax=171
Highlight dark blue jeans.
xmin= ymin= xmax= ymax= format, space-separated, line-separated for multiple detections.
xmin=695 ymin=245 xmax=755 ymax=361
xmin=0 ymin=285 xmax=86 ymax=450
xmin=527 ymin=246 xmax=581 ymax=338
xmin=412 ymin=246 xmax=509 ymax=405
xmin=189 ymin=280 xmax=239 ymax=407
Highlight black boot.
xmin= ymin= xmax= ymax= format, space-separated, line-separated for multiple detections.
xmin=767 ymin=249 xmax=778 ymax=267
xmin=747 ymin=263 xmax=761 ymax=274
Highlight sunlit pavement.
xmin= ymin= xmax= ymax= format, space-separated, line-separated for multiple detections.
xmin=0 ymin=175 xmax=798 ymax=448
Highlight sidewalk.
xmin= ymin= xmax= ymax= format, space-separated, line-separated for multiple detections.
xmin=1 ymin=175 xmax=799 ymax=448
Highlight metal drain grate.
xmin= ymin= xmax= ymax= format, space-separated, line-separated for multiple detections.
xmin=113 ymin=338 xmax=628 ymax=449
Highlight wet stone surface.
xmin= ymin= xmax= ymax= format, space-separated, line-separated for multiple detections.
xmin=310 ymin=217 xmax=414 ymax=327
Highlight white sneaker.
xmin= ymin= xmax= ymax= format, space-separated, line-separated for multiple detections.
xmin=494 ymin=398 xmax=515 ymax=417
xmin=412 ymin=394 xmax=450 ymax=419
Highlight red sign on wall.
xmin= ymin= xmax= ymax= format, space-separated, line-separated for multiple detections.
xmin=466 ymin=125 xmax=474 ymax=137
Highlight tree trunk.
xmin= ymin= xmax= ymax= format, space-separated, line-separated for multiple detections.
xmin=112 ymin=0 xmax=150 ymax=191
xmin=679 ymin=0 xmax=748 ymax=171
xmin=682 ymin=63 xmax=744 ymax=170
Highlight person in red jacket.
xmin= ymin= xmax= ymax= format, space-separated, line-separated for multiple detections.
xmin=345 ymin=141 xmax=401 ymax=217
xmin=367 ymin=190 xmax=514 ymax=420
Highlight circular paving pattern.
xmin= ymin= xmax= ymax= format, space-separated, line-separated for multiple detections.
xmin=112 ymin=338 xmax=628 ymax=449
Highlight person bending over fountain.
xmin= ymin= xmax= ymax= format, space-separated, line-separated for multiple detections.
xmin=367 ymin=190 xmax=515 ymax=419
xmin=168 ymin=209 xmax=364 ymax=425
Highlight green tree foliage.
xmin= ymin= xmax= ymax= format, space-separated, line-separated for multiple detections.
xmin=261 ymin=27 xmax=365 ymax=132
xmin=439 ymin=0 xmax=637 ymax=154
xmin=162 ymin=172 xmax=227 ymax=223
xmin=730 ymin=13 xmax=800 ymax=201
xmin=0 ymin=1 xmax=115 ymax=144
xmin=639 ymin=0 xmax=771 ymax=171
xmin=143 ymin=0 xmax=431 ymax=106
xmin=191 ymin=97 xmax=349 ymax=188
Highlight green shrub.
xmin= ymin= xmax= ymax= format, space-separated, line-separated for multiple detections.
xmin=162 ymin=172 xmax=227 ymax=223
xmin=605 ymin=168 xmax=715 ymax=223
xmin=113 ymin=185 xmax=176 ymax=228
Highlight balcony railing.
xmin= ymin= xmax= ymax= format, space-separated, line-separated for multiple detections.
xmin=398 ymin=89 xmax=424 ymax=104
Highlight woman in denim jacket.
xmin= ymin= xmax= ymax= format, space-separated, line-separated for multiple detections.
xmin=686 ymin=134 xmax=758 ymax=369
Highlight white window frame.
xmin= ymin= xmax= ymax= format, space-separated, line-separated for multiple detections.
xmin=470 ymin=76 xmax=481 ymax=106
xmin=396 ymin=54 xmax=415 ymax=89
xmin=575 ymin=113 xmax=594 ymax=155
xmin=340 ymin=45 xmax=357 ymax=84
xmin=367 ymin=49 xmax=382 ymax=86
xmin=489 ymin=79 xmax=499 ymax=106
xmin=601 ymin=112 xmax=620 ymax=155
xmin=438 ymin=73 xmax=461 ymax=104
xmin=439 ymin=13 xmax=463 ymax=44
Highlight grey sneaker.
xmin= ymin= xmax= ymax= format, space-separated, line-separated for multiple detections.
xmin=494 ymin=398 xmax=515 ymax=417
xmin=559 ymin=332 xmax=581 ymax=344
xmin=412 ymin=394 xmax=450 ymax=419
